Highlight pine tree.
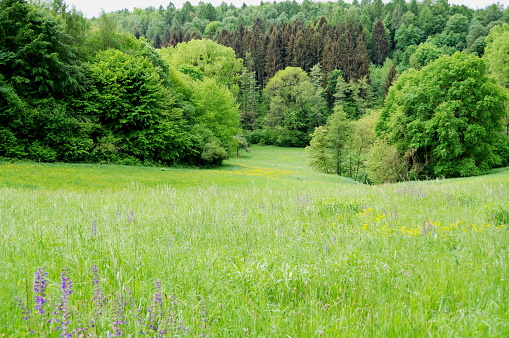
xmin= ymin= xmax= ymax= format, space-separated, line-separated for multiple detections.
xmin=354 ymin=26 xmax=370 ymax=81
xmin=162 ymin=28 xmax=171 ymax=46
xmin=371 ymin=19 xmax=389 ymax=65
xmin=154 ymin=33 xmax=162 ymax=49
xmin=338 ymin=25 xmax=356 ymax=82
xmin=265 ymin=26 xmax=284 ymax=82
xmin=249 ymin=17 xmax=267 ymax=88
xmin=239 ymin=65 xmax=259 ymax=130
xmin=169 ymin=23 xmax=182 ymax=46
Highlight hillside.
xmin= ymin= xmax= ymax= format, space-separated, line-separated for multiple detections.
xmin=1 ymin=147 xmax=509 ymax=335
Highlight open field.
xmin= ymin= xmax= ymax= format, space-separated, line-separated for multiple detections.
xmin=1 ymin=145 xmax=509 ymax=336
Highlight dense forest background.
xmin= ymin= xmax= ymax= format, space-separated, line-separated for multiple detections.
xmin=1 ymin=0 xmax=509 ymax=182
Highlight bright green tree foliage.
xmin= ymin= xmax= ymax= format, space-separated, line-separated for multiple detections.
xmin=306 ymin=126 xmax=332 ymax=174
xmin=84 ymin=49 xmax=188 ymax=164
xmin=160 ymin=39 xmax=242 ymax=95
xmin=306 ymin=107 xmax=351 ymax=175
xmin=378 ymin=52 xmax=508 ymax=179
xmin=484 ymin=23 xmax=509 ymax=88
xmin=263 ymin=67 xmax=326 ymax=147
xmin=408 ymin=43 xmax=444 ymax=70
xmin=191 ymin=77 xmax=241 ymax=155
xmin=484 ymin=23 xmax=509 ymax=136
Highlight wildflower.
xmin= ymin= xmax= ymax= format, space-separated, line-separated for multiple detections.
xmin=61 ymin=269 xmax=73 ymax=298
xmin=147 ymin=279 xmax=164 ymax=333
xmin=34 ymin=267 xmax=48 ymax=315
xmin=16 ymin=296 xmax=30 ymax=321
xmin=91 ymin=266 xmax=106 ymax=319
xmin=54 ymin=269 xmax=74 ymax=336
xmin=110 ymin=288 xmax=130 ymax=337
xmin=128 ymin=210 xmax=135 ymax=223
xmin=91 ymin=220 xmax=97 ymax=236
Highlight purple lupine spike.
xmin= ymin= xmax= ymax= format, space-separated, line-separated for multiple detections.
xmin=34 ymin=267 xmax=48 ymax=315
xmin=16 ymin=297 xmax=30 ymax=321
xmin=91 ymin=220 xmax=97 ymax=237
xmin=91 ymin=265 xmax=106 ymax=318
xmin=54 ymin=269 xmax=74 ymax=337
xmin=128 ymin=210 xmax=135 ymax=223
xmin=61 ymin=269 xmax=73 ymax=297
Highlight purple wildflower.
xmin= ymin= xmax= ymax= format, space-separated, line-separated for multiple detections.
xmin=110 ymin=288 xmax=130 ymax=337
xmin=128 ymin=210 xmax=135 ymax=223
xmin=54 ymin=269 xmax=74 ymax=336
xmin=116 ymin=210 xmax=121 ymax=221
xmin=16 ymin=296 xmax=30 ymax=321
xmin=91 ymin=220 xmax=97 ymax=236
xmin=34 ymin=267 xmax=48 ymax=315
xmin=147 ymin=279 xmax=165 ymax=333
xmin=61 ymin=269 xmax=73 ymax=297
xmin=91 ymin=265 xmax=106 ymax=318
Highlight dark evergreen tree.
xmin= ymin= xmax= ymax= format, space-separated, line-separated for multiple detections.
xmin=338 ymin=24 xmax=356 ymax=82
xmin=293 ymin=28 xmax=316 ymax=72
xmin=249 ymin=17 xmax=267 ymax=87
xmin=231 ymin=24 xmax=246 ymax=60
xmin=371 ymin=19 xmax=389 ymax=65
xmin=133 ymin=27 xmax=141 ymax=39
xmin=321 ymin=41 xmax=341 ymax=83
xmin=265 ymin=26 xmax=284 ymax=82
xmin=154 ymin=33 xmax=162 ymax=49
xmin=354 ymin=25 xmax=370 ymax=81
xmin=162 ymin=28 xmax=171 ymax=46
xmin=169 ymin=22 xmax=182 ymax=46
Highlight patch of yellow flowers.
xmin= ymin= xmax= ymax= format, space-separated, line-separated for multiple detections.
xmin=353 ymin=208 xmax=507 ymax=238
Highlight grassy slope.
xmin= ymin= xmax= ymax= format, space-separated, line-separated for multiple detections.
xmin=1 ymin=146 xmax=509 ymax=336
xmin=0 ymin=146 xmax=353 ymax=190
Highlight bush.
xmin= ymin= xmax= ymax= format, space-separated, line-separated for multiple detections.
xmin=366 ymin=139 xmax=407 ymax=184
xmin=201 ymin=139 xmax=227 ymax=166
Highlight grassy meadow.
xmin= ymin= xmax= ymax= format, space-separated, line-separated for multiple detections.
xmin=1 ymin=145 xmax=509 ymax=336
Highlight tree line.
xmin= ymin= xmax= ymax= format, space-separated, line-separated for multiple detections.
xmin=1 ymin=0 xmax=509 ymax=183
xmin=0 ymin=0 xmax=241 ymax=166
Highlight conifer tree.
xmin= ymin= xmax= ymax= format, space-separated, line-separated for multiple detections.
xmin=371 ymin=19 xmax=389 ymax=65
xmin=265 ymin=26 xmax=284 ymax=82
xmin=354 ymin=26 xmax=370 ymax=80
xmin=338 ymin=26 xmax=356 ymax=82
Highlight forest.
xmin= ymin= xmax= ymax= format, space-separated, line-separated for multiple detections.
xmin=1 ymin=0 xmax=509 ymax=182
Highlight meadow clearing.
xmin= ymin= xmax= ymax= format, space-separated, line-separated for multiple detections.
xmin=1 ymin=145 xmax=509 ymax=337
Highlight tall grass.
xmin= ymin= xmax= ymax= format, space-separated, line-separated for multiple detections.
xmin=1 ymin=146 xmax=509 ymax=336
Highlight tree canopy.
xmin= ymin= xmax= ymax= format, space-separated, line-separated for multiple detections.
xmin=377 ymin=52 xmax=507 ymax=178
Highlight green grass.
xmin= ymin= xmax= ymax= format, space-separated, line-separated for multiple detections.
xmin=1 ymin=145 xmax=509 ymax=336
xmin=0 ymin=146 xmax=353 ymax=190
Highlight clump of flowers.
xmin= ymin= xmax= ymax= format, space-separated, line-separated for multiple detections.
xmin=34 ymin=267 xmax=48 ymax=316
xmin=17 ymin=266 xmax=198 ymax=336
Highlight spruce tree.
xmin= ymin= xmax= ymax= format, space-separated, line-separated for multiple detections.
xmin=371 ymin=19 xmax=389 ymax=65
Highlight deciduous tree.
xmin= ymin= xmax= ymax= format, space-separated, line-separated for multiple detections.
xmin=377 ymin=52 xmax=508 ymax=178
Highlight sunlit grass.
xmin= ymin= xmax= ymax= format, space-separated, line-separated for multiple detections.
xmin=1 ymin=146 xmax=509 ymax=336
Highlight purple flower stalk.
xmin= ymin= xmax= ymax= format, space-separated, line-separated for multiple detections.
xmin=34 ymin=267 xmax=48 ymax=315
xmin=91 ymin=265 xmax=106 ymax=318
xmin=53 ymin=269 xmax=74 ymax=336
xmin=128 ymin=210 xmax=135 ymax=223
xmin=91 ymin=220 xmax=97 ymax=236
xmin=147 ymin=279 xmax=164 ymax=332
xmin=110 ymin=289 xmax=130 ymax=337
xmin=16 ymin=297 xmax=30 ymax=321
xmin=61 ymin=269 xmax=74 ymax=298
